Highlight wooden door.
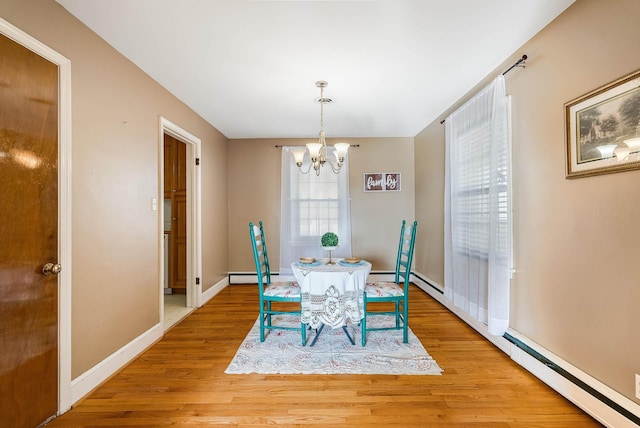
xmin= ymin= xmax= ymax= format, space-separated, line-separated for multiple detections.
xmin=163 ymin=135 xmax=187 ymax=292
xmin=173 ymin=141 xmax=187 ymax=290
xmin=173 ymin=194 xmax=188 ymax=290
xmin=0 ymin=34 xmax=59 ymax=427
xmin=163 ymin=137 xmax=174 ymax=199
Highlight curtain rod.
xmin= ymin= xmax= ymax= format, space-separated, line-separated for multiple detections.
xmin=439 ymin=54 xmax=527 ymax=125
xmin=501 ymin=54 xmax=528 ymax=76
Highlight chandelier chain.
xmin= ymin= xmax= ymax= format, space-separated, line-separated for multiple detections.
xmin=319 ymin=83 xmax=324 ymax=132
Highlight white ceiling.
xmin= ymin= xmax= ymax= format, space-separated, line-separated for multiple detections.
xmin=56 ymin=0 xmax=574 ymax=139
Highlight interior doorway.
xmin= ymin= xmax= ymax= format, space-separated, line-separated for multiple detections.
xmin=163 ymin=134 xmax=189 ymax=328
xmin=159 ymin=118 xmax=202 ymax=330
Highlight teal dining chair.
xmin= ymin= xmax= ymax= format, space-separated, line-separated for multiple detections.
xmin=361 ymin=220 xmax=418 ymax=346
xmin=249 ymin=221 xmax=307 ymax=345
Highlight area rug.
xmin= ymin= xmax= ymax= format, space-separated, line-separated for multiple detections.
xmin=225 ymin=315 xmax=443 ymax=375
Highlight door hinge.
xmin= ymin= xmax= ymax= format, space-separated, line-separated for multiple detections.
xmin=195 ymin=158 xmax=200 ymax=166
xmin=196 ymin=277 xmax=200 ymax=285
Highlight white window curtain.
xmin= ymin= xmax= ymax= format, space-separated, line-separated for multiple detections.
xmin=279 ymin=146 xmax=352 ymax=276
xmin=444 ymin=75 xmax=512 ymax=336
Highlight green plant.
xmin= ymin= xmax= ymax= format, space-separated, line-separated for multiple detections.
xmin=321 ymin=232 xmax=338 ymax=247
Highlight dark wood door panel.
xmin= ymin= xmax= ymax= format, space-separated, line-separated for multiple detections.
xmin=0 ymin=33 xmax=59 ymax=427
xmin=164 ymin=135 xmax=187 ymax=293
xmin=172 ymin=195 xmax=187 ymax=290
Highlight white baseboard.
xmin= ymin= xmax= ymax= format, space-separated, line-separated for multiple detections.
xmin=199 ymin=276 xmax=229 ymax=306
xmin=229 ymin=272 xmax=259 ymax=284
xmin=70 ymin=275 xmax=230 ymax=405
xmin=70 ymin=322 xmax=163 ymax=404
xmin=510 ymin=339 xmax=640 ymax=428
xmin=411 ymin=272 xmax=640 ymax=428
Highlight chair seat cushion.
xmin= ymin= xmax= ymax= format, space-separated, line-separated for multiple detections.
xmin=364 ymin=281 xmax=405 ymax=298
xmin=264 ymin=281 xmax=301 ymax=298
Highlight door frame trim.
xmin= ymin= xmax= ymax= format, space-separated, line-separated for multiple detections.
xmin=159 ymin=117 xmax=202 ymax=311
xmin=0 ymin=18 xmax=73 ymax=415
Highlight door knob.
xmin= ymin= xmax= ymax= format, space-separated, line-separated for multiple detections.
xmin=42 ymin=263 xmax=61 ymax=276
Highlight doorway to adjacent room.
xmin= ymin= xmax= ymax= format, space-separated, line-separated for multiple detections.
xmin=159 ymin=118 xmax=202 ymax=330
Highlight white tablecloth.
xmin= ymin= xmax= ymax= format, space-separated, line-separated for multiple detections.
xmin=291 ymin=259 xmax=371 ymax=329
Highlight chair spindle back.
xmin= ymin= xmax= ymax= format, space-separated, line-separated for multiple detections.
xmin=249 ymin=221 xmax=272 ymax=289
xmin=394 ymin=220 xmax=418 ymax=289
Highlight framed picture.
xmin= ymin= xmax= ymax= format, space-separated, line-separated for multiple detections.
xmin=565 ymin=69 xmax=640 ymax=178
xmin=363 ymin=172 xmax=401 ymax=192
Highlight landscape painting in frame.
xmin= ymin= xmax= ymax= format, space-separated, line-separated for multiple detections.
xmin=565 ymin=69 xmax=640 ymax=178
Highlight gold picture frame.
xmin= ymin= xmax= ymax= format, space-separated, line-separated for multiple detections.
xmin=565 ymin=69 xmax=640 ymax=178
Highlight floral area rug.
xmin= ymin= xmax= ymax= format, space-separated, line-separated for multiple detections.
xmin=225 ymin=315 xmax=443 ymax=375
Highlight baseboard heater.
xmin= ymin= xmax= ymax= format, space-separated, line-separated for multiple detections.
xmin=412 ymin=272 xmax=443 ymax=295
xmin=412 ymin=271 xmax=639 ymax=426
xmin=503 ymin=333 xmax=639 ymax=426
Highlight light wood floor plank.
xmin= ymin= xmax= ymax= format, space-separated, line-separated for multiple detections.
xmin=45 ymin=285 xmax=603 ymax=427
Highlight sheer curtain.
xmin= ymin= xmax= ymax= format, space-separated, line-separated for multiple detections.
xmin=444 ymin=75 xmax=512 ymax=336
xmin=279 ymin=146 xmax=352 ymax=276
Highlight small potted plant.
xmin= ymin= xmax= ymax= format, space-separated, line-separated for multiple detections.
xmin=321 ymin=232 xmax=339 ymax=264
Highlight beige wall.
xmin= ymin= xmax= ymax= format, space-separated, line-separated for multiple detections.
xmin=415 ymin=0 xmax=640 ymax=403
xmin=414 ymin=123 xmax=445 ymax=286
xmin=5 ymin=0 xmax=638 ymax=410
xmin=1 ymin=0 xmax=228 ymax=377
xmin=228 ymin=138 xmax=415 ymax=273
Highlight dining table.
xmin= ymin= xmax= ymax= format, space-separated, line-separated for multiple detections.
xmin=291 ymin=257 xmax=372 ymax=346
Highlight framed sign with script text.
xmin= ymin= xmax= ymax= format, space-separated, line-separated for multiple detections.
xmin=363 ymin=172 xmax=401 ymax=192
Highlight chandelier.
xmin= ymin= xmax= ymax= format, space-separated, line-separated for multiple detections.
xmin=291 ymin=80 xmax=349 ymax=175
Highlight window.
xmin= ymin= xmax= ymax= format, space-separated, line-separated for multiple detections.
xmin=452 ymin=119 xmax=510 ymax=259
xmin=279 ymin=146 xmax=352 ymax=276
xmin=444 ymin=75 xmax=512 ymax=336
xmin=294 ymin=168 xmax=340 ymax=240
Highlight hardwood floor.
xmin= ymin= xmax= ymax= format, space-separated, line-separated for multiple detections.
xmin=46 ymin=285 xmax=602 ymax=427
